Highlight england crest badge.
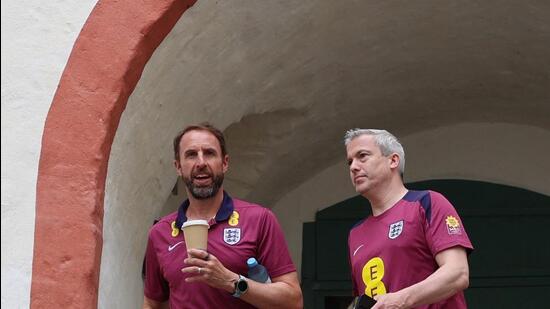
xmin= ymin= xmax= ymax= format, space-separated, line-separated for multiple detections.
xmin=223 ymin=228 xmax=241 ymax=245
xmin=388 ymin=220 xmax=404 ymax=239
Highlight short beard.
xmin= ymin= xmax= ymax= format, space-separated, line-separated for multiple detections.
xmin=183 ymin=174 xmax=224 ymax=200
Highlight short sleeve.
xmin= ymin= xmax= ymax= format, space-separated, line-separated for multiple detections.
xmin=255 ymin=209 xmax=297 ymax=278
xmin=143 ymin=228 xmax=169 ymax=302
xmin=424 ymin=191 xmax=474 ymax=256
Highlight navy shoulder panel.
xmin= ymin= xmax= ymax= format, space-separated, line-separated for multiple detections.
xmin=403 ymin=190 xmax=432 ymax=224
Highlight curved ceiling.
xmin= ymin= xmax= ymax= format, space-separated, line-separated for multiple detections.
xmin=125 ymin=0 xmax=550 ymax=207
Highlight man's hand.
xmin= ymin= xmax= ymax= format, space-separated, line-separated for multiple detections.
xmin=372 ymin=293 xmax=407 ymax=309
xmin=182 ymin=249 xmax=303 ymax=308
xmin=181 ymin=249 xmax=238 ymax=293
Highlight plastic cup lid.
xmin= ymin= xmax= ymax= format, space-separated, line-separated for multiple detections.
xmin=182 ymin=219 xmax=210 ymax=229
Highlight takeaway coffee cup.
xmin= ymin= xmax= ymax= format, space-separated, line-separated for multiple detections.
xmin=182 ymin=220 xmax=209 ymax=257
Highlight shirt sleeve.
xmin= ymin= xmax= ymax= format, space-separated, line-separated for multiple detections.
xmin=143 ymin=228 xmax=170 ymax=302
xmin=256 ymin=208 xmax=297 ymax=278
xmin=424 ymin=191 xmax=474 ymax=256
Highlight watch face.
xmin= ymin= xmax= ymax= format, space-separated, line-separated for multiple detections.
xmin=237 ymin=279 xmax=248 ymax=292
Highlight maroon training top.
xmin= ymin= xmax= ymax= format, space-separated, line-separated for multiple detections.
xmin=144 ymin=192 xmax=296 ymax=308
xmin=348 ymin=190 xmax=473 ymax=308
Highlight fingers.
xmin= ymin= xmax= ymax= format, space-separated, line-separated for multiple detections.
xmin=181 ymin=251 xmax=215 ymax=279
xmin=181 ymin=265 xmax=202 ymax=274
xmin=181 ymin=252 xmax=232 ymax=288
xmin=181 ymin=265 xmax=211 ymax=282
xmin=182 ymin=267 xmax=206 ymax=283
xmin=187 ymin=249 xmax=211 ymax=260
xmin=184 ymin=256 xmax=209 ymax=267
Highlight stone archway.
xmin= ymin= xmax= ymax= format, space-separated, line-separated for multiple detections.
xmin=30 ymin=0 xmax=196 ymax=307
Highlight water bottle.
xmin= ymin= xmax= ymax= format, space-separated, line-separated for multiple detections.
xmin=247 ymin=257 xmax=271 ymax=283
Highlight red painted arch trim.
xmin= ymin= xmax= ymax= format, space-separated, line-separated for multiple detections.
xmin=30 ymin=0 xmax=197 ymax=307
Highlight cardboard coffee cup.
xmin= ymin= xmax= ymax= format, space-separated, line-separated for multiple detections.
xmin=182 ymin=220 xmax=209 ymax=256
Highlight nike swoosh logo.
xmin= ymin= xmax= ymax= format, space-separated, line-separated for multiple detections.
xmin=353 ymin=244 xmax=364 ymax=256
xmin=168 ymin=241 xmax=184 ymax=252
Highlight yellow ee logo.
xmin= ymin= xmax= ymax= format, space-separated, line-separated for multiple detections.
xmin=362 ymin=257 xmax=387 ymax=297
xmin=228 ymin=211 xmax=240 ymax=226
xmin=171 ymin=221 xmax=179 ymax=237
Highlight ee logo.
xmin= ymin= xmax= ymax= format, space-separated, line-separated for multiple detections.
xmin=362 ymin=257 xmax=387 ymax=297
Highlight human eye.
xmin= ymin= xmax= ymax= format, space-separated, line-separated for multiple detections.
xmin=204 ymin=149 xmax=217 ymax=157
xmin=184 ymin=150 xmax=197 ymax=159
xmin=358 ymin=152 xmax=369 ymax=161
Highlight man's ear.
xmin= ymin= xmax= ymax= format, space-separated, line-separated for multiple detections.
xmin=222 ymin=155 xmax=229 ymax=173
xmin=174 ymin=159 xmax=182 ymax=176
xmin=389 ymin=153 xmax=400 ymax=170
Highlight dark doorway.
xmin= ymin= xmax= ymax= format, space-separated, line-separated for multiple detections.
xmin=301 ymin=179 xmax=550 ymax=308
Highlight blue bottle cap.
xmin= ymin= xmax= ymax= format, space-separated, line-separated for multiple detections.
xmin=247 ymin=257 xmax=258 ymax=267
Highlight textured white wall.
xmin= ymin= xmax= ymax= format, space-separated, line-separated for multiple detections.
xmin=1 ymin=0 xmax=97 ymax=307
xmin=272 ymin=123 xmax=550 ymax=275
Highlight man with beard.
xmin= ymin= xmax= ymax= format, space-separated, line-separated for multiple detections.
xmin=143 ymin=123 xmax=303 ymax=309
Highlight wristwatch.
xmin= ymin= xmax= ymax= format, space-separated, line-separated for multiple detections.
xmin=232 ymin=275 xmax=248 ymax=298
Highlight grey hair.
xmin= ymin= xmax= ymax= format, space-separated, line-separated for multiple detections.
xmin=344 ymin=128 xmax=405 ymax=176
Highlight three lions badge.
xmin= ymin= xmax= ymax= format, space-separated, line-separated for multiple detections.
xmin=224 ymin=228 xmax=241 ymax=245
xmin=388 ymin=220 xmax=404 ymax=239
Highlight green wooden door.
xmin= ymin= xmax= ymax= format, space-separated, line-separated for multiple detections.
xmin=301 ymin=180 xmax=550 ymax=308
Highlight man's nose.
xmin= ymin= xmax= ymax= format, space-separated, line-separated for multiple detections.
xmin=349 ymin=160 xmax=360 ymax=172
xmin=196 ymin=153 xmax=207 ymax=166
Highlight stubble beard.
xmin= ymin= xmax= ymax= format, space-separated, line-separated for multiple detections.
xmin=183 ymin=173 xmax=224 ymax=200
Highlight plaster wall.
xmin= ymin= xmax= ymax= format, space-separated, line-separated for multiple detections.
xmin=1 ymin=0 xmax=97 ymax=307
xmin=272 ymin=123 xmax=550 ymax=274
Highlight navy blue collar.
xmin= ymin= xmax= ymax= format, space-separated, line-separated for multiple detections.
xmin=175 ymin=191 xmax=234 ymax=229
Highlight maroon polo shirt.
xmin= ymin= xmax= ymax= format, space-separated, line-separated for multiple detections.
xmin=144 ymin=192 xmax=296 ymax=308
xmin=348 ymin=190 xmax=473 ymax=308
